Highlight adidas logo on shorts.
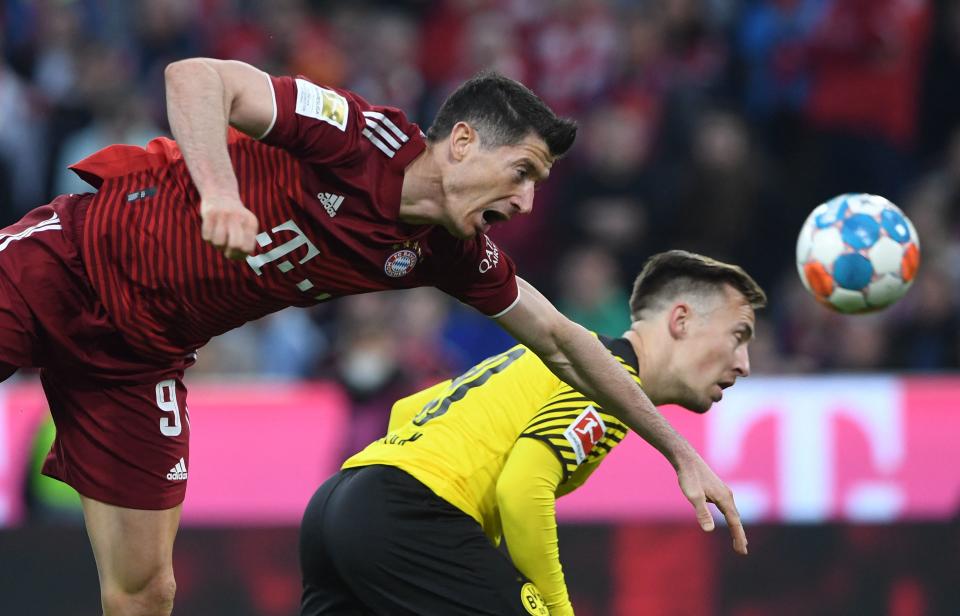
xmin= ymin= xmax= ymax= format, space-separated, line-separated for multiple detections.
xmin=166 ymin=457 xmax=188 ymax=481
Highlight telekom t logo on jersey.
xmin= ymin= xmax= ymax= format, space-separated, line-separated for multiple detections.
xmin=245 ymin=220 xmax=332 ymax=300
xmin=706 ymin=378 xmax=905 ymax=522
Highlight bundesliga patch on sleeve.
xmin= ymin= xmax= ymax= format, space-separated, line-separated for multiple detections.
xmin=294 ymin=78 xmax=349 ymax=131
xmin=563 ymin=406 xmax=606 ymax=465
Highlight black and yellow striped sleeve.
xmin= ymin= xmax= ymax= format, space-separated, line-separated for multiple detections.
xmin=518 ymin=336 xmax=639 ymax=481
xmin=518 ymin=386 xmax=629 ymax=482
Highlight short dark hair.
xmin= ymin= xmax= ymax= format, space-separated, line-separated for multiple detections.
xmin=629 ymin=250 xmax=767 ymax=321
xmin=426 ymin=71 xmax=577 ymax=158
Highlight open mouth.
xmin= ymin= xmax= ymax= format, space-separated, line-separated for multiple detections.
xmin=483 ymin=209 xmax=509 ymax=225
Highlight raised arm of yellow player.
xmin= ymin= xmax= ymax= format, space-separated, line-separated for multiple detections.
xmin=496 ymin=437 xmax=574 ymax=616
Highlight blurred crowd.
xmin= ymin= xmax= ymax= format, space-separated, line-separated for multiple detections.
xmin=2 ymin=0 xmax=959 ymax=414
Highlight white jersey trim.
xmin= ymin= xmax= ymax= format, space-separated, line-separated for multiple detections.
xmin=364 ymin=117 xmax=403 ymax=150
xmin=363 ymin=111 xmax=409 ymax=142
xmin=490 ymin=284 xmax=521 ymax=319
xmin=362 ymin=128 xmax=396 ymax=158
xmin=0 ymin=213 xmax=61 ymax=253
xmin=361 ymin=111 xmax=410 ymax=158
xmin=255 ymin=72 xmax=278 ymax=141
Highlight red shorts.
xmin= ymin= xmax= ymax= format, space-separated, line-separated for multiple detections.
xmin=0 ymin=194 xmax=192 ymax=510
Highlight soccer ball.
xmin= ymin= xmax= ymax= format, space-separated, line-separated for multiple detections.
xmin=796 ymin=193 xmax=920 ymax=314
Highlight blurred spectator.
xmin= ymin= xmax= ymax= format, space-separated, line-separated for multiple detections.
xmin=918 ymin=0 xmax=960 ymax=163
xmin=30 ymin=0 xmax=87 ymax=107
xmin=418 ymin=0 xmax=509 ymax=87
xmin=318 ymin=292 xmax=462 ymax=459
xmin=888 ymin=259 xmax=959 ymax=370
xmin=261 ymin=0 xmax=346 ymax=84
xmin=53 ymin=44 xmax=161 ymax=195
xmin=742 ymin=315 xmax=800 ymax=374
xmin=830 ymin=314 xmax=889 ymax=370
xmin=654 ymin=0 xmax=731 ymax=160
xmin=337 ymin=8 xmax=424 ymax=111
xmin=769 ymin=275 xmax=843 ymax=371
xmin=670 ymin=109 xmax=783 ymax=288
xmin=554 ymin=245 xmax=632 ymax=336
xmin=550 ymin=98 xmax=658 ymax=278
xmin=191 ymin=323 xmax=263 ymax=377
xmin=257 ymin=310 xmax=330 ymax=380
xmin=804 ymin=0 xmax=932 ymax=201
xmin=131 ymin=0 xmax=201 ymax=120
xmin=441 ymin=301 xmax=518 ymax=367
xmin=523 ymin=0 xmax=618 ymax=117
xmin=737 ymin=0 xmax=826 ymax=152
xmin=0 ymin=46 xmax=45 ymax=223
xmin=391 ymin=287 xmax=465 ymax=380
xmin=326 ymin=319 xmax=409 ymax=458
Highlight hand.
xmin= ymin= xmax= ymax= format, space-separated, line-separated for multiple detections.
xmin=200 ymin=196 xmax=259 ymax=259
xmin=676 ymin=452 xmax=748 ymax=555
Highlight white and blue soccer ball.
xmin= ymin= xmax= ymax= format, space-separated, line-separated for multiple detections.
xmin=796 ymin=193 xmax=920 ymax=314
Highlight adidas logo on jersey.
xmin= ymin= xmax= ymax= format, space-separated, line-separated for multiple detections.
xmin=166 ymin=457 xmax=188 ymax=481
xmin=318 ymin=192 xmax=345 ymax=217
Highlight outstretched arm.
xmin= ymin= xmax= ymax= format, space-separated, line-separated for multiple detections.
xmin=164 ymin=58 xmax=274 ymax=259
xmin=497 ymin=278 xmax=748 ymax=555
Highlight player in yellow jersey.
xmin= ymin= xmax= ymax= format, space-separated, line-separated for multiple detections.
xmin=299 ymin=250 xmax=766 ymax=615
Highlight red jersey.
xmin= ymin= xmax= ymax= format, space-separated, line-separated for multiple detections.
xmin=69 ymin=75 xmax=519 ymax=361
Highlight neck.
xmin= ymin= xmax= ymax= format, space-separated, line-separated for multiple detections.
xmin=623 ymin=324 xmax=667 ymax=406
xmin=398 ymin=144 xmax=446 ymax=226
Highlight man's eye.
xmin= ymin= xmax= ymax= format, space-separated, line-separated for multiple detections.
xmin=516 ymin=168 xmax=528 ymax=180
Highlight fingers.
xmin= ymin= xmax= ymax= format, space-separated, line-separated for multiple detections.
xmin=223 ymin=214 xmax=258 ymax=260
xmin=201 ymin=215 xmax=228 ymax=250
xmin=691 ymin=493 xmax=715 ymax=532
xmin=712 ymin=494 xmax=749 ymax=556
xmin=678 ymin=456 xmax=749 ymax=555
xmin=727 ymin=517 xmax=748 ymax=556
xmin=201 ymin=204 xmax=258 ymax=259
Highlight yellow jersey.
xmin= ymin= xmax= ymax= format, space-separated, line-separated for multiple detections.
xmin=342 ymin=335 xmax=637 ymax=544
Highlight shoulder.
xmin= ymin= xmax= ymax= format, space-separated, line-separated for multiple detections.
xmin=261 ymin=75 xmax=425 ymax=166
xmin=598 ymin=334 xmax=640 ymax=374
xmin=519 ymin=390 xmax=628 ymax=480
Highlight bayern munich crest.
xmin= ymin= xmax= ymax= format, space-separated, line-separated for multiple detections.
xmin=384 ymin=249 xmax=418 ymax=278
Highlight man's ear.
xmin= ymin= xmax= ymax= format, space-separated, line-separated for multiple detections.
xmin=667 ymin=303 xmax=691 ymax=340
xmin=449 ymin=121 xmax=476 ymax=162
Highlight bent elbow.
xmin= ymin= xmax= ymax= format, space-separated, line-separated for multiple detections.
xmin=164 ymin=58 xmax=214 ymax=86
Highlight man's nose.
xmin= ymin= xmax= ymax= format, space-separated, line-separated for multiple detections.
xmin=511 ymin=183 xmax=535 ymax=215
xmin=735 ymin=346 xmax=751 ymax=377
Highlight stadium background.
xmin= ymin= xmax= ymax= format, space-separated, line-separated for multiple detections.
xmin=0 ymin=0 xmax=958 ymax=614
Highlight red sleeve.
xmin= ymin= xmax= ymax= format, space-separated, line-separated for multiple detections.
xmin=434 ymin=233 xmax=520 ymax=317
xmin=259 ymin=75 xmax=366 ymax=165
